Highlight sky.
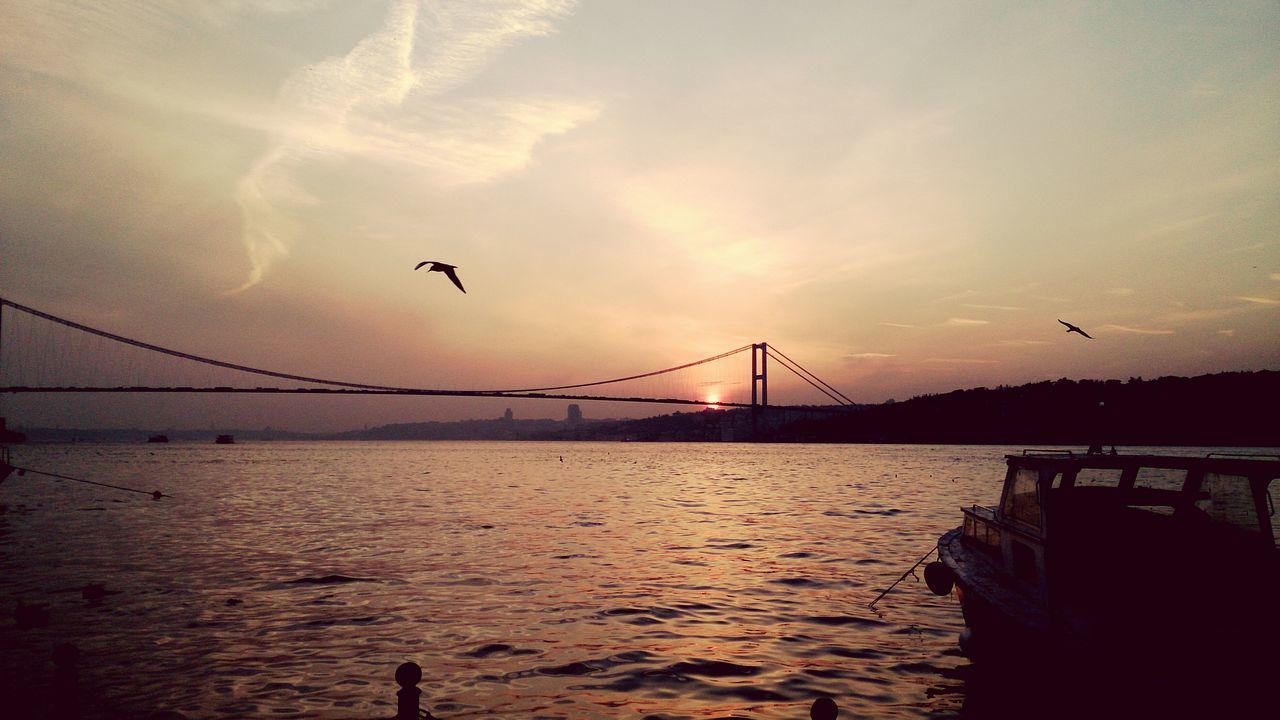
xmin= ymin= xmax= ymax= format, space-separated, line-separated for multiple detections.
xmin=1 ymin=0 xmax=1277 ymax=432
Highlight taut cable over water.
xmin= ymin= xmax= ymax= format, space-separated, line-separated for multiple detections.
xmin=2 ymin=463 xmax=168 ymax=499
xmin=867 ymin=546 xmax=938 ymax=609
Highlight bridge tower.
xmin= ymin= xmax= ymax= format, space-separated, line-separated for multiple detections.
xmin=751 ymin=342 xmax=767 ymax=438
xmin=751 ymin=342 xmax=768 ymax=408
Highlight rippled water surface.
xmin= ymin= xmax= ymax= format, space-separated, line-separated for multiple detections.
xmin=0 ymin=441 xmax=1169 ymax=718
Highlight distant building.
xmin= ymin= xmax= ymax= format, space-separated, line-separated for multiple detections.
xmin=503 ymin=408 xmax=513 ymax=421
xmin=566 ymin=404 xmax=583 ymax=425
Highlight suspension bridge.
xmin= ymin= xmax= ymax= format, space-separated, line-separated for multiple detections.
xmin=0 ymin=297 xmax=854 ymax=413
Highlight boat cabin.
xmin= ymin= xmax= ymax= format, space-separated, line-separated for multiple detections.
xmin=961 ymin=452 xmax=1280 ymax=602
xmin=940 ymin=450 xmax=1280 ymax=711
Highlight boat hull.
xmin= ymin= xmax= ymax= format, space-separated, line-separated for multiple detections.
xmin=938 ymin=526 xmax=1277 ymax=714
xmin=937 ymin=528 xmax=1057 ymax=663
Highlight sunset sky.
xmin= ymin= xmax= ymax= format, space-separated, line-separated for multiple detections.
xmin=1 ymin=1 xmax=1277 ymax=431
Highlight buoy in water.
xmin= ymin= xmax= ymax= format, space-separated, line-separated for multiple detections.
xmin=924 ymin=561 xmax=955 ymax=596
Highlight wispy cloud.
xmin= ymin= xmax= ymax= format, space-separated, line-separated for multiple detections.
xmin=943 ymin=317 xmax=990 ymax=326
xmin=1004 ymin=282 xmax=1041 ymax=295
xmin=231 ymin=145 xmax=309 ymax=291
xmin=932 ymin=289 xmax=979 ymax=303
xmin=922 ymin=357 xmax=998 ymax=364
xmin=1097 ymin=324 xmax=1175 ymax=335
xmin=1136 ymin=213 xmax=1218 ymax=240
xmin=994 ymin=339 xmax=1050 ymax=347
xmin=845 ymin=352 xmax=896 ymax=360
xmin=935 ymin=285 xmax=1040 ymax=305
xmin=1 ymin=3 xmax=188 ymax=86
xmin=1104 ymin=288 xmax=1135 ymax=296
xmin=962 ymin=303 xmax=1023 ymax=311
xmin=879 ymin=322 xmax=915 ymax=328
xmin=1218 ymin=329 xmax=1235 ymax=337
xmin=1160 ymin=296 xmax=1280 ymax=323
xmin=615 ymin=177 xmax=784 ymax=279
xmin=0 ymin=2 xmax=321 ymax=111
xmin=231 ymin=0 xmax=587 ymax=291
xmin=1158 ymin=306 xmax=1249 ymax=323
xmin=1187 ymin=82 xmax=1220 ymax=98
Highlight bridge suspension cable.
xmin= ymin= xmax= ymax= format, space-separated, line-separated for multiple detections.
xmin=766 ymin=345 xmax=857 ymax=406
xmin=484 ymin=344 xmax=754 ymax=394
xmin=1 ymin=297 xmax=409 ymax=392
xmin=0 ymin=298 xmax=773 ymax=404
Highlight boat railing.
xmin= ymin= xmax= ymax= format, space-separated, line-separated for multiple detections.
xmin=1204 ymin=452 xmax=1280 ymax=460
xmin=962 ymin=505 xmax=1002 ymax=552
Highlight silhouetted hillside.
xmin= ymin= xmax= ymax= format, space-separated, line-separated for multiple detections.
xmin=766 ymin=370 xmax=1279 ymax=445
xmin=9 ymin=370 xmax=1276 ymax=446
xmin=539 ymin=370 xmax=1279 ymax=446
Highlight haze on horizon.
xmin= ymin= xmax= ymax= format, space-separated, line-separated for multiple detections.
xmin=1 ymin=1 xmax=1277 ymax=433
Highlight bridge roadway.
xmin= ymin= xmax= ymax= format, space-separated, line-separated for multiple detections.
xmin=0 ymin=384 xmax=757 ymax=409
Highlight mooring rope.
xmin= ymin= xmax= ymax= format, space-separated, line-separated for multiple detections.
xmin=5 ymin=464 xmax=169 ymax=499
xmin=867 ymin=546 xmax=937 ymax=609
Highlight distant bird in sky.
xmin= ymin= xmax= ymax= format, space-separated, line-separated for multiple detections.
xmin=414 ymin=261 xmax=466 ymax=293
xmin=1058 ymin=319 xmax=1093 ymax=339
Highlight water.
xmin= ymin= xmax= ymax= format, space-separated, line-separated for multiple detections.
xmin=0 ymin=442 xmax=1232 ymax=719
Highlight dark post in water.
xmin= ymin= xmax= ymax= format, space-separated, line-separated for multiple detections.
xmin=395 ymin=661 xmax=422 ymax=720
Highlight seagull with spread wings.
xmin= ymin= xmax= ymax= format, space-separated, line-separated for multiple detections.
xmin=414 ymin=261 xmax=466 ymax=294
xmin=1058 ymin=319 xmax=1092 ymax=339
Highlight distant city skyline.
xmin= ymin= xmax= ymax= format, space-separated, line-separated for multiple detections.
xmin=2 ymin=1 xmax=1277 ymax=432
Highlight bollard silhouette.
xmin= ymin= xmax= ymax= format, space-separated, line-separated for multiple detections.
xmin=811 ymin=696 xmax=839 ymax=720
xmin=52 ymin=643 xmax=81 ymax=720
xmin=387 ymin=660 xmax=830 ymax=719
xmin=394 ymin=662 xmax=422 ymax=720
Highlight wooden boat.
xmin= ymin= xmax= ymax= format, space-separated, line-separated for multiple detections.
xmin=928 ymin=450 xmax=1280 ymax=712
xmin=215 ymin=434 xmax=235 ymax=444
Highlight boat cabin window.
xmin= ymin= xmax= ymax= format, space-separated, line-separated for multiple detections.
xmin=1196 ymin=473 xmax=1263 ymax=538
xmin=1072 ymin=468 xmax=1123 ymax=488
xmin=1130 ymin=467 xmax=1189 ymax=515
xmin=1002 ymin=468 xmax=1043 ymax=529
xmin=1134 ymin=467 xmax=1185 ymax=492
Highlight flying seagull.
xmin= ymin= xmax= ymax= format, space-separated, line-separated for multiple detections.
xmin=414 ymin=261 xmax=466 ymax=293
xmin=1058 ymin=319 xmax=1092 ymax=339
